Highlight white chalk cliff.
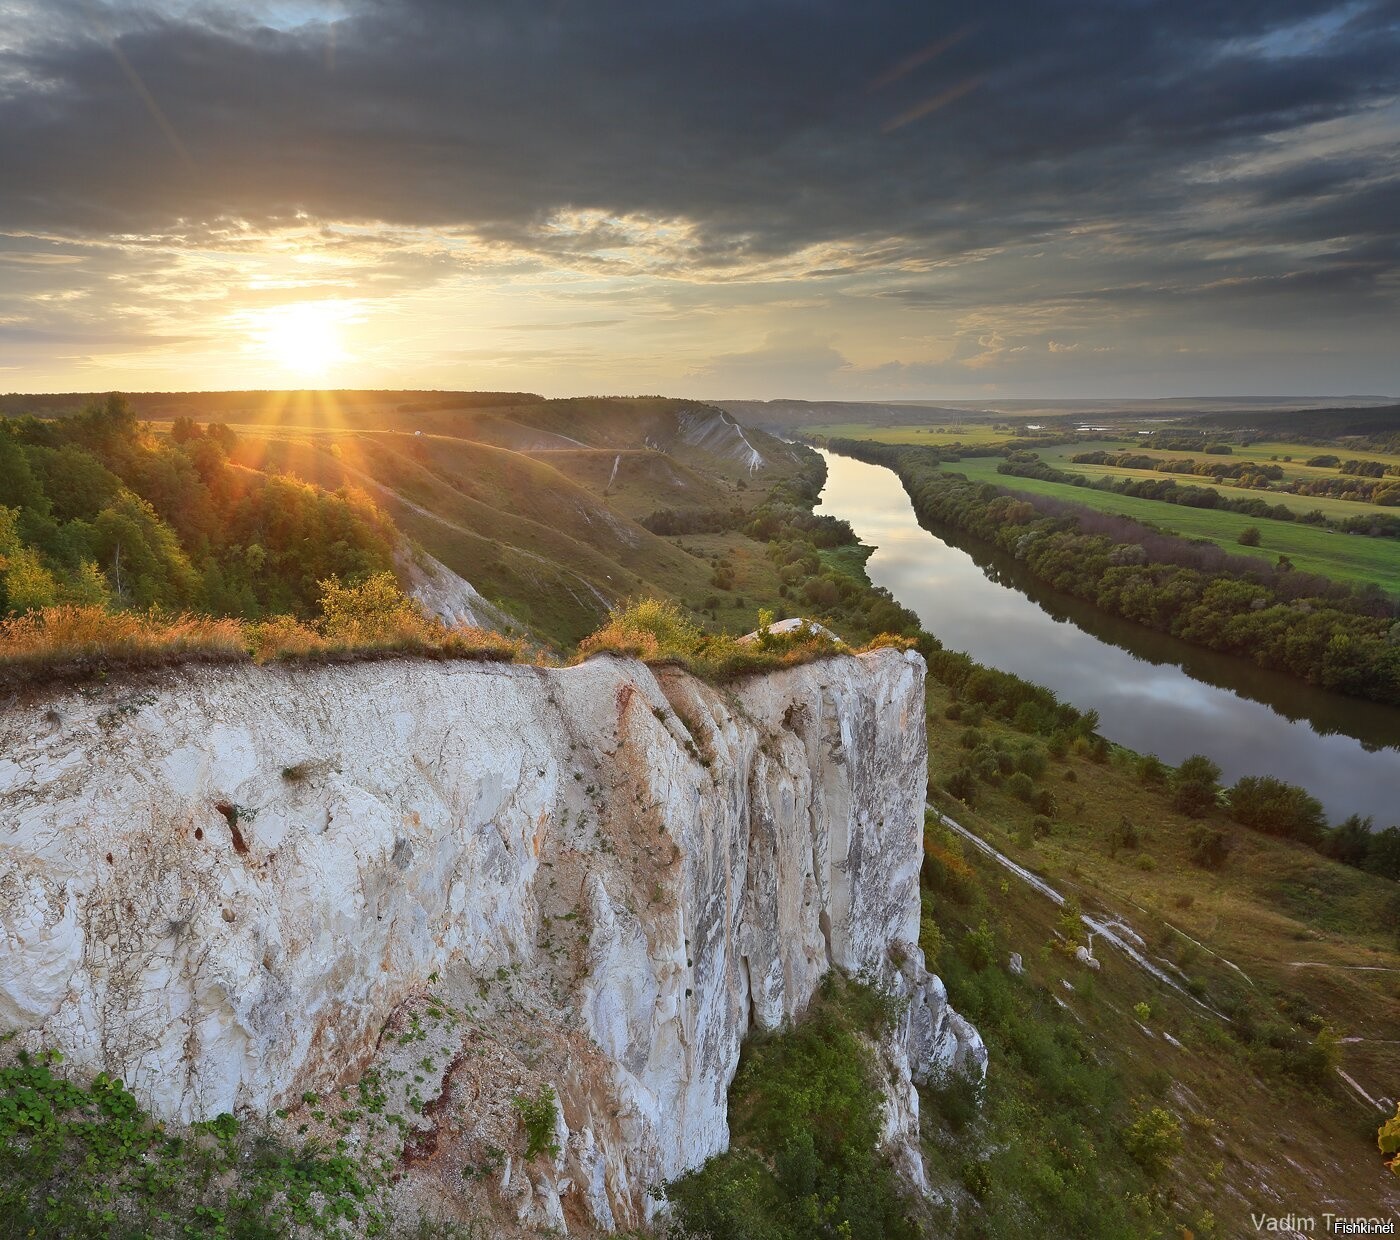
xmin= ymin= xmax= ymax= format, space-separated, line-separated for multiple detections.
xmin=0 ymin=648 xmax=983 ymax=1233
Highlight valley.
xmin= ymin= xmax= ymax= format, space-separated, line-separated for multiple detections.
xmin=2 ymin=390 xmax=1398 ymax=1236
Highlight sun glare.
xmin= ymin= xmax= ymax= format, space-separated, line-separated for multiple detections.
xmin=251 ymin=301 xmax=353 ymax=380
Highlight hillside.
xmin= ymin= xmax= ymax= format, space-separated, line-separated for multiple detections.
xmin=2 ymin=390 xmax=1398 ymax=1235
xmin=218 ymin=395 xmax=812 ymax=646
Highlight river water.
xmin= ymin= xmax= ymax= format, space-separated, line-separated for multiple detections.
xmin=815 ymin=449 xmax=1400 ymax=824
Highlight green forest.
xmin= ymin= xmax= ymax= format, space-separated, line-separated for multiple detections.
xmin=0 ymin=396 xmax=395 ymax=620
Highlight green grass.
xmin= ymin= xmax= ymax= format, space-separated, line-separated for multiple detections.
xmin=920 ymin=680 xmax=1400 ymax=1234
xmin=1037 ymin=439 xmax=1400 ymax=514
xmin=944 ymin=455 xmax=1400 ymax=591
xmin=803 ymin=421 xmax=1022 ymax=446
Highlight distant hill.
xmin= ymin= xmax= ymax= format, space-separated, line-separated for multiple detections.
xmin=716 ymin=395 xmax=1399 ymax=433
xmin=1186 ymin=402 xmax=1400 ymax=443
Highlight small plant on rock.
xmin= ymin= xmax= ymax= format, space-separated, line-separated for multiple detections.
xmin=512 ymin=1085 xmax=561 ymax=1161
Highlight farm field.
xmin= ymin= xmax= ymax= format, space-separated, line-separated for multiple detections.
xmin=1028 ymin=441 xmax=1399 ymax=524
xmin=804 ymin=421 xmax=1028 ymax=446
xmin=1047 ymin=437 xmax=1400 ymax=486
xmin=942 ymin=455 xmax=1400 ymax=592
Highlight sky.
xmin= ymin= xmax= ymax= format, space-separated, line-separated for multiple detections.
xmin=0 ymin=0 xmax=1397 ymax=401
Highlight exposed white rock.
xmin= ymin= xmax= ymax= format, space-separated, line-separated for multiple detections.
xmin=0 ymin=648 xmax=981 ymax=1232
xmin=397 ymin=545 xmax=515 ymax=632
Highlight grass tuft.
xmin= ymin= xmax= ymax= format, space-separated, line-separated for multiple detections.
xmin=576 ymin=597 xmax=906 ymax=682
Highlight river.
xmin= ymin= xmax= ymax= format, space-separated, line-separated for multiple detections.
xmin=814 ymin=449 xmax=1400 ymax=824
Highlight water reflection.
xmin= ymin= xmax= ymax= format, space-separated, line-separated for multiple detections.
xmin=816 ymin=450 xmax=1400 ymax=823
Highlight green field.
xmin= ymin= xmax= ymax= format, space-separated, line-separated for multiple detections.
xmin=806 ymin=421 xmax=1024 ymax=446
xmin=945 ymin=455 xmax=1400 ymax=591
xmin=805 ymin=417 xmax=1400 ymax=591
xmin=1047 ymin=437 xmax=1400 ymax=490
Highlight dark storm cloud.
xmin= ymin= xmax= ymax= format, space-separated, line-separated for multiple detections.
xmin=0 ymin=0 xmax=1395 ymax=259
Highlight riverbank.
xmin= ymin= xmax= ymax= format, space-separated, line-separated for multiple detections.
xmin=812 ymin=448 xmax=1400 ymax=823
xmin=826 ymin=438 xmax=1400 ymax=710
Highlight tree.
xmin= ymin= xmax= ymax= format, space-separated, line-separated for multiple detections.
xmin=1365 ymin=826 xmax=1400 ymax=881
xmin=1123 ymin=1107 xmax=1183 ymax=1179
xmin=1238 ymin=526 xmax=1261 ymax=547
xmin=1320 ymin=814 xmax=1374 ymax=867
xmin=1 ymin=546 xmax=58 ymax=613
xmin=1171 ymin=754 xmax=1221 ymax=818
xmin=316 ymin=571 xmax=426 ymax=643
xmin=1227 ymin=775 xmax=1327 ymax=845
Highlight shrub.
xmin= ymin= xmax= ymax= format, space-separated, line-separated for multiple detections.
xmin=1015 ymin=744 xmax=1047 ymax=779
xmin=1379 ymin=1103 xmax=1400 ymax=1175
xmin=957 ymin=920 xmax=997 ymax=973
xmin=0 ymin=1049 xmax=373 ymax=1234
xmin=1007 ymin=771 xmax=1035 ymax=802
xmin=1171 ymin=754 xmax=1221 ymax=818
xmin=1135 ymin=754 xmax=1167 ymax=786
xmin=1189 ymin=826 xmax=1232 ymax=869
xmin=665 ymin=973 xmax=919 ymax=1240
xmin=1122 ymin=1107 xmax=1182 ymax=1178
xmin=512 ymin=1085 xmax=561 ymax=1161
xmin=1107 ymin=816 xmax=1140 ymax=855
xmin=943 ymin=765 xmax=979 ymax=807
xmin=918 ymin=890 xmax=944 ymax=967
xmin=1238 ymin=526 xmax=1261 ymax=547
xmin=958 ymin=726 xmax=984 ymax=750
xmin=1227 ymin=775 xmax=1326 ymax=845
xmin=926 ymin=1064 xmax=984 ymax=1135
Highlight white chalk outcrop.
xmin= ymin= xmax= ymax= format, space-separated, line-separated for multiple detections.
xmin=0 ymin=648 xmax=982 ymax=1233
xmin=397 ymin=546 xmax=516 ymax=633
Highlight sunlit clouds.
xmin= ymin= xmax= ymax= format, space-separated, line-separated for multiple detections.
xmin=0 ymin=1 xmax=1397 ymax=397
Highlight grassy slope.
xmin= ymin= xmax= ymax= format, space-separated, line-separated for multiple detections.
xmin=524 ymin=448 xmax=739 ymax=520
xmin=225 ymin=398 xmax=810 ymax=647
xmin=920 ymin=679 xmax=1400 ymax=1233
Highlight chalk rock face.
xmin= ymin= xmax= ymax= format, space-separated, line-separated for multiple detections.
xmin=0 ymin=648 xmax=981 ymax=1232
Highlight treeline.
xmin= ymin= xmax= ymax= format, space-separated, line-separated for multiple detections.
xmin=830 ymin=439 xmax=1400 ymax=707
xmin=1141 ymin=758 xmax=1400 ymax=882
xmin=1287 ymin=470 xmax=1400 ymax=507
xmin=1071 ymin=449 xmax=1282 ymax=486
xmin=1003 ymin=454 xmax=1400 ymax=539
xmin=1188 ymin=403 xmax=1400 ymax=452
xmin=0 ymin=395 xmax=395 ymax=620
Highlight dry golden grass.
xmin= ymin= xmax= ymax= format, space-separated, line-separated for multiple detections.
xmin=0 ymin=604 xmax=522 ymax=690
xmin=0 ymin=606 xmax=247 ymax=685
xmin=576 ymin=597 xmax=907 ymax=682
xmin=1 ymin=595 xmax=891 ymax=692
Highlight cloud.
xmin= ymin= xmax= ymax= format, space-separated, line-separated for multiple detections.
xmin=0 ymin=1 xmax=1396 ymax=394
xmin=689 ymin=330 xmax=851 ymax=398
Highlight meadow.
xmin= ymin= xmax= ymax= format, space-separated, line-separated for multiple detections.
xmin=944 ymin=454 xmax=1400 ymax=592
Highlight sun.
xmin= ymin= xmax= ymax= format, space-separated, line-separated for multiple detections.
xmin=253 ymin=301 xmax=352 ymax=380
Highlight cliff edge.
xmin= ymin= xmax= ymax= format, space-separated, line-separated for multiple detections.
xmin=0 ymin=648 xmax=982 ymax=1233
